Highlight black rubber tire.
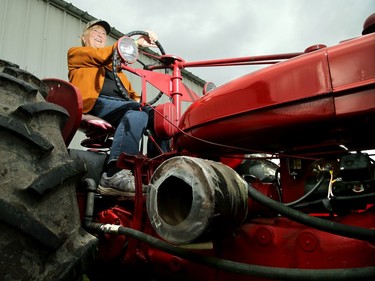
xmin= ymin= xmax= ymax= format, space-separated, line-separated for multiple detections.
xmin=0 ymin=59 xmax=97 ymax=281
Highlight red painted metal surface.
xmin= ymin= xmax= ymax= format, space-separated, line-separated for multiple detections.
xmin=43 ymin=78 xmax=83 ymax=146
xmin=216 ymin=214 xmax=375 ymax=281
xmin=175 ymin=34 xmax=375 ymax=155
xmin=125 ymin=210 xmax=374 ymax=281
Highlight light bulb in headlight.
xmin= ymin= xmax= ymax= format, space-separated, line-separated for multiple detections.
xmin=117 ymin=36 xmax=138 ymax=64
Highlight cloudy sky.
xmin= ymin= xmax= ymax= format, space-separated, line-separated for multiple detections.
xmin=68 ymin=0 xmax=374 ymax=86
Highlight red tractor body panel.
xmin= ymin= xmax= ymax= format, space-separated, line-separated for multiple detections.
xmin=176 ymin=34 xmax=375 ymax=154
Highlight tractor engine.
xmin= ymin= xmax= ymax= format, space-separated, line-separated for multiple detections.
xmin=278 ymin=152 xmax=374 ymax=214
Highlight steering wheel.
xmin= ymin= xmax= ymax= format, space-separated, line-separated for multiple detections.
xmin=112 ymin=31 xmax=166 ymax=105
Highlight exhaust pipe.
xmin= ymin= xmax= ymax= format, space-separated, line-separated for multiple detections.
xmin=147 ymin=156 xmax=248 ymax=245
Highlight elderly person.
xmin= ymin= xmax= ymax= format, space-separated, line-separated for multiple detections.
xmin=67 ymin=19 xmax=167 ymax=196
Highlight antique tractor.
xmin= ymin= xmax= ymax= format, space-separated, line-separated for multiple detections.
xmin=0 ymin=14 xmax=374 ymax=281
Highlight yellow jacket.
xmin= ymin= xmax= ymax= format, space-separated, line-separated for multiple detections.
xmin=67 ymin=44 xmax=140 ymax=113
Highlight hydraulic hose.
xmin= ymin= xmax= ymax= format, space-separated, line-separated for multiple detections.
xmin=293 ymin=192 xmax=375 ymax=209
xmin=86 ymin=222 xmax=375 ymax=280
xmin=247 ymin=182 xmax=375 ymax=242
xmin=83 ymin=178 xmax=375 ymax=280
xmin=83 ymin=178 xmax=97 ymax=230
xmin=285 ymin=171 xmax=327 ymax=207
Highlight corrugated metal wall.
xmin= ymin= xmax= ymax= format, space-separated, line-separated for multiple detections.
xmin=1 ymin=0 xmax=78 ymax=80
xmin=0 ymin=0 xmax=204 ymax=149
xmin=0 ymin=0 xmax=204 ymax=88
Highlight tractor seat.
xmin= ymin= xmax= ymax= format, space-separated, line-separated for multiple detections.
xmin=79 ymin=114 xmax=114 ymax=149
xmin=43 ymin=78 xmax=177 ymax=151
xmin=42 ymin=78 xmax=114 ymax=149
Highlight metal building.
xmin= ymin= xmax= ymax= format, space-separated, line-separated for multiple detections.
xmin=0 ymin=0 xmax=205 ymax=148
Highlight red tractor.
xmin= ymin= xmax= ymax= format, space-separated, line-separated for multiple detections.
xmin=1 ymin=14 xmax=374 ymax=281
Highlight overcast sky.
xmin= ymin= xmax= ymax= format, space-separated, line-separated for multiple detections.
xmin=68 ymin=0 xmax=374 ymax=86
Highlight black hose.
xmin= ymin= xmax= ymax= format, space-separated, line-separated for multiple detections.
xmin=247 ymin=182 xmax=375 ymax=242
xmin=83 ymin=178 xmax=97 ymax=229
xmin=292 ymin=192 xmax=375 ymax=209
xmin=87 ymin=223 xmax=375 ymax=280
xmin=285 ymin=171 xmax=327 ymax=207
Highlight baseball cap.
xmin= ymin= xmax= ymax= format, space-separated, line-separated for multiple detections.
xmin=83 ymin=19 xmax=111 ymax=35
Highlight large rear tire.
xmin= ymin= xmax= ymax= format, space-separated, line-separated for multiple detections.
xmin=0 ymin=60 xmax=97 ymax=281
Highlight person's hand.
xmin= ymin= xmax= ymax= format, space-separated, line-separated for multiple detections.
xmin=136 ymin=30 xmax=158 ymax=48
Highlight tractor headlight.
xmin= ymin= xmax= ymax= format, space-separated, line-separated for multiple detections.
xmin=203 ymin=81 xmax=216 ymax=95
xmin=117 ymin=36 xmax=138 ymax=64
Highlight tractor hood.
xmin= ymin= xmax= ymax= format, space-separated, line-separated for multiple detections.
xmin=175 ymin=34 xmax=375 ymax=155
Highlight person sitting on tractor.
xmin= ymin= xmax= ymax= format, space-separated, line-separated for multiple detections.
xmin=67 ymin=19 xmax=168 ymax=196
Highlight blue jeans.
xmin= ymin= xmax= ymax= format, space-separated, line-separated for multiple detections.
xmin=88 ymin=96 xmax=150 ymax=163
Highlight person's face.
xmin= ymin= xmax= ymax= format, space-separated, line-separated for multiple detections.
xmin=83 ymin=25 xmax=107 ymax=48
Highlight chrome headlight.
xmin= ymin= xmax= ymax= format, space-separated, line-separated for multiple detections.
xmin=117 ymin=36 xmax=138 ymax=64
xmin=203 ymin=81 xmax=216 ymax=95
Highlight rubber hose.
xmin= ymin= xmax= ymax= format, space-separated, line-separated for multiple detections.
xmin=247 ymin=182 xmax=375 ymax=242
xmin=285 ymin=171 xmax=327 ymax=207
xmin=293 ymin=192 xmax=375 ymax=209
xmin=116 ymin=225 xmax=375 ymax=280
